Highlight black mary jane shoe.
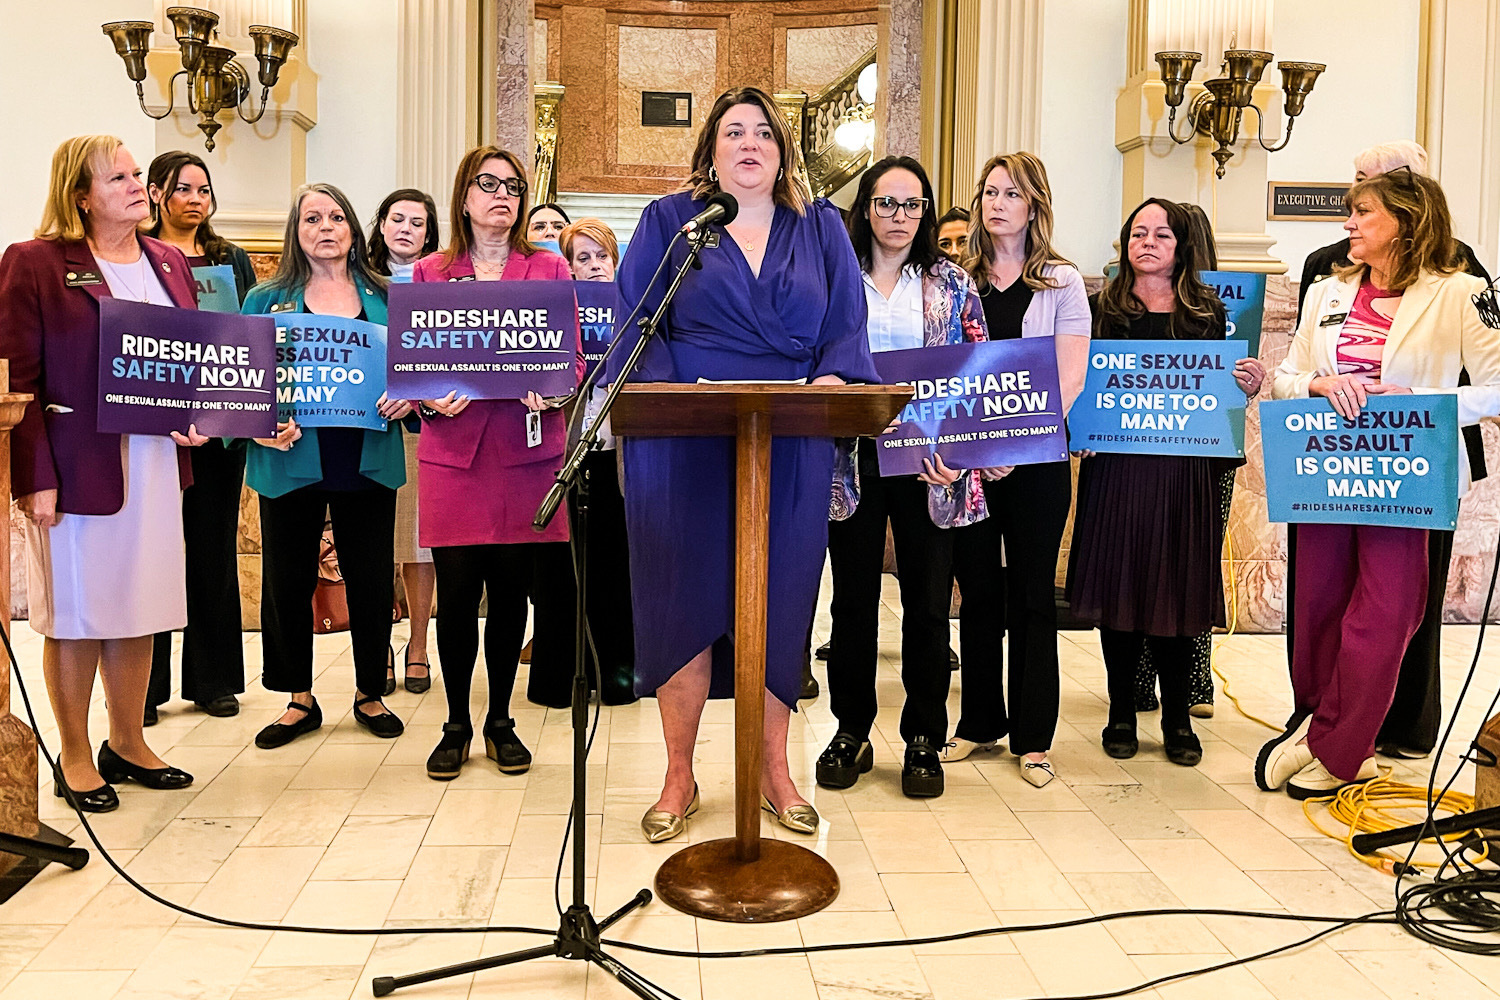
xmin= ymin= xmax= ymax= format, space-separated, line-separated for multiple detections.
xmin=902 ymin=736 xmax=945 ymax=798
xmin=426 ymin=722 xmax=472 ymax=781
xmin=53 ymin=762 xmax=119 ymax=813
xmin=1101 ymin=722 xmax=1140 ymax=760
xmin=814 ymin=640 xmax=833 ymax=661
xmin=143 ymin=703 xmax=159 ymax=727
xmin=816 ymin=732 xmax=874 ymax=790
xmin=354 ymin=695 xmax=404 ymax=739
xmin=97 ymin=741 xmax=194 ymax=790
xmin=1163 ymin=728 xmax=1204 ymax=767
xmin=403 ymin=644 xmax=432 ymax=695
xmin=383 ymin=644 xmax=397 ymax=697
xmin=482 ymin=717 xmax=532 ymax=774
xmin=255 ymin=698 xmax=323 ymax=750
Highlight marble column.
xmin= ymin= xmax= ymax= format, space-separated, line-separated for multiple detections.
xmin=947 ymin=0 xmax=1041 ymax=201
xmin=398 ymin=0 xmax=480 ymax=220
xmin=878 ymin=0 xmax=924 ymax=159
xmin=494 ymin=0 xmax=536 ymax=173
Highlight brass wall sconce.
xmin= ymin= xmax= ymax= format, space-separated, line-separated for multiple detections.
xmin=102 ymin=7 xmax=299 ymax=151
xmin=1155 ymin=47 xmax=1325 ymax=178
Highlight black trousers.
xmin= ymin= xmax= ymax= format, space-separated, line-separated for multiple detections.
xmin=951 ymin=461 xmax=1071 ymax=754
xmin=1285 ymin=524 xmax=1451 ymax=753
xmin=433 ymin=541 xmax=577 ymax=721
xmin=826 ymin=440 xmax=954 ymax=745
xmin=149 ymin=441 xmax=247 ymax=707
xmin=1102 ymin=629 xmax=1194 ymax=733
xmin=563 ymin=449 xmax=634 ymax=681
xmin=259 ymin=486 xmax=396 ymax=697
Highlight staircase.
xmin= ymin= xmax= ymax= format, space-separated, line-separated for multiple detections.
xmin=554 ymin=191 xmax=658 ymax=244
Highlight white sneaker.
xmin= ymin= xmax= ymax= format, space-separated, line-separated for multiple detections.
xmin=939 ymin=737 xmax=998 ymax=763
xmin=1019 ymin=755 xmax=1055 ymax=787
xmin=1254 ymin=713 xmax=1313 ymax=791
xmin=1286 ymin=756 xmax=1378 ymax=800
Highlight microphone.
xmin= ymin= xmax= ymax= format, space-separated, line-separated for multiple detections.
xmin=679 ymin=191 xmax=738 ymax=235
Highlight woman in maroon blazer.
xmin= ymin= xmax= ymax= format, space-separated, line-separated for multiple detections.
xmin=0 ymin=135 xmax=206 ymax=812
xmin=412 ymin=145 xmax=583 ymax=781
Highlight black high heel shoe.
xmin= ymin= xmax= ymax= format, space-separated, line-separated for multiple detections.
xmin=97 ymin=741 xmax=193 ymax=790
xmin=53 ymin=762 xmax=119 ymax=813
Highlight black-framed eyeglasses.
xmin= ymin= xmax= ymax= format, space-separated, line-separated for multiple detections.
xmin=473 ymin=173 xmax=526 ymax=197
xmin=870 ymin=196 xmax=929 ymax=219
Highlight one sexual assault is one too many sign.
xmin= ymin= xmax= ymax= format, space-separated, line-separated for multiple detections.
xmin=386 ymin=281 xmax=580 ymax=399
xmin=1069 ymin=340 xmax=1247 ymax=457
xmin=1203 ymin=270 xmax=1266 ymax=357
xmin=872 ymin=338 xmax=1068 ymax=476
xmin=574 ymin=281 xmax=619 ymax=378
xmin=190 ymin=264 xmax=240 ymax=313
xmin=98 ymin=298 xmax=277 ymax=438
xmin=275 ymin=314 xmax=389 ymax=431
xmin=1260 ymin=395 xmax=1459 ymax=530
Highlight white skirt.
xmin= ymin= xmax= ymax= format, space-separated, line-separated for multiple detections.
xmin=27 ymin=436 xmax=188 ymax=639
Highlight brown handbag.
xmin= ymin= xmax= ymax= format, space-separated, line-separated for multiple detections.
xmin=312 ymin=520 xmax=350 ymax=634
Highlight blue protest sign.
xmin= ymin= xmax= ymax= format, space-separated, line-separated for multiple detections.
xmin=574 ymin=281 xmax=620 ymax=378
xmin=1260 ymin=395 xmax=1459 ymax=530
xmin=872 ymin=339 xmax=1069 ymax=476
xmin=1069 ymin=340 xmax=1246 ymax=457
xmin=97 ymin=298 xmax=277 ymax=437
xmin=1202 ymin=270 xmax=1266 ymax=356
xmin=190 ymin=264 xmax=240 ymax=313
xmin=274 ymin=314 xmax=388 ymax=430
xmin=386 ymin=280 xmax=581 ymax=399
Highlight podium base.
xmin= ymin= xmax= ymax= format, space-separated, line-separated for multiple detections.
xmin=654 ymin=838 xmax=838 ymax=922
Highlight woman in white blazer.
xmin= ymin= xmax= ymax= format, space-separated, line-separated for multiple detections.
xmin=1258 ymin=167 xmax=1500 ymax=799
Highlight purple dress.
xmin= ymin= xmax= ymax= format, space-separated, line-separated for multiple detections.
xmin=611 ymin=192 xmax=877 ymax=708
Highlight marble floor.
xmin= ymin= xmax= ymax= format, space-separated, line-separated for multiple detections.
xmin=2 ymin=580 xmax=1499 ymax=1000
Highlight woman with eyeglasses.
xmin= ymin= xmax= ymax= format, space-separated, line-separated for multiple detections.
xmin=815 ymin=156 xmax=988 ymax=799
xmin=1259 ymin=168 xmax=1500 ymax=799
xmin=527 ymin=203 xmax=570 ymax=244
xmin=941 ymin=152 xmax=1091 ymax=788
xmin=410 ymin=146 xmax=583 ymax=781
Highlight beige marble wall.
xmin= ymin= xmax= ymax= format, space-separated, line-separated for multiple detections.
xmin=614 ymin=25 xmax=718 ymax=168
xmin=532 ymin=18 xmax=549 ymax=81
xmin=881 ymin=0 xmax=924 ymax=159
xmin=784 ymin=24 xmax=877 ymax=93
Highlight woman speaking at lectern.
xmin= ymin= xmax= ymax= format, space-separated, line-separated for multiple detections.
xmin=611 ymin=86 xmax=877 ymax=843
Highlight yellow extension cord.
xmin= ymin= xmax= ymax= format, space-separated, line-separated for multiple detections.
xmin=1212 ymin=521 xmax=1488 ymax=872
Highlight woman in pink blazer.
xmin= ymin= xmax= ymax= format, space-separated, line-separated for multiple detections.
xmin=411 ymin=146 xmax=583 ymax=781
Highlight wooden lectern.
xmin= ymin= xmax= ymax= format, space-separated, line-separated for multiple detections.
xmin=0 ymin=360 xmax=37 ymax=879
xmin=611 ymin=382 xmax=911 ymax=922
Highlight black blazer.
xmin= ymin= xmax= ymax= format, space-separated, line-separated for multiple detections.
xmin=1295 ymin=237 xmax=1492 ymax=484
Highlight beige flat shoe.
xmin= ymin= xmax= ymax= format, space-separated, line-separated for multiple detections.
xmin=641 ymin=783 xmax=700 ymax=843
xmin=761 ymin=795 xmax=819 ymax=834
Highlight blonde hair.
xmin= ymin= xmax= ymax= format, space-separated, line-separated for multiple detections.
xmin=684 ymin=87 xmax=812 ymax=216
xmin=36 ymin=134 xmax=125 ymax=242
xmin=965 ymin=151 xmax=1073 ymax=291
xmin=559 ymin=218 xmax=620 ymax=267
xmin=1336 ymin=169 xmax=1462 ymax=291
xmin=1353 ymin=141 xmax=1429 ymax=178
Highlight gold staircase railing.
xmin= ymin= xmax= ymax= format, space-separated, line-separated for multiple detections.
xmin=777 ymin=46 xmax=877 ymax=199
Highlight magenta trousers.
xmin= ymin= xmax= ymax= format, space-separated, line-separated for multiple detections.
xmin=1291 ymin=523 xmax=1429 ymax=781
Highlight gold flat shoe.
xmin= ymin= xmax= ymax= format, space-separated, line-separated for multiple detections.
xmin=641 ymin=783 xmax=700 ymax=843
xmin=761 ymin=795 xmax=819 ymax=834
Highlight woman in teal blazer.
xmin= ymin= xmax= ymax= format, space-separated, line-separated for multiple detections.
xmin=241 ymin=183 xmax=416 ymax=750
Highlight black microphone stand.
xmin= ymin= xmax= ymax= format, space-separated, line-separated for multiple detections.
xmin=371 ymin=227 xmax=712 ymax=999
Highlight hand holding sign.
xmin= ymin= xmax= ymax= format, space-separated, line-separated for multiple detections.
xmin=255 ymin=419 xmax=301 ymax=451
xmin=1309 ymin=373 xmax=1372 ymax=419
xmin=169 ymin=424 xmax=211 ymax=447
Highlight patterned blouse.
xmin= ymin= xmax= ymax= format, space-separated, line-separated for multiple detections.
xmin=831 ymin=257 xmax=991 ymax=528
xmin=1336 ymin=279 xmax=1402 ymax=378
